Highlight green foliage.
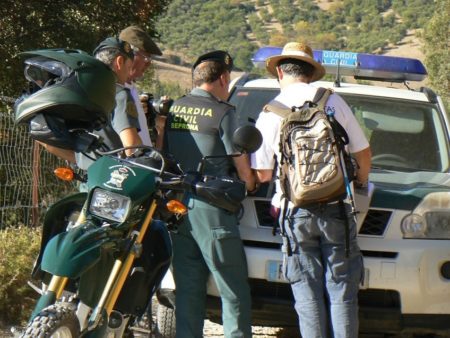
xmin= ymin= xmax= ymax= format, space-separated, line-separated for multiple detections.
xmin=0 ymin=226 xmax=41 ymax=325
xmin=422 ymin=0 xmax=450 ymax=104
xmin=143 ymin=77 xmax=189 ymax=100
xmin=157 ymin=0 xmax=257 ymax=71
xmin=0 ymin=0 xmax=170 ymax=97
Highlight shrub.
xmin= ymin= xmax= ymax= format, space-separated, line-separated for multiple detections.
xmin=0 ymin=226 xmax=41 ymax=326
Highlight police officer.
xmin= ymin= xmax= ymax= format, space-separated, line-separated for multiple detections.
xmin=163 ymin=50 xmax=256 ymax=338
xmin=119 ymin=25 xmax=164 ymax=146
xmin=92 ymin=37 xmax=142 ymax=154
xmin=40 ymin=37 xmax=141 ymax=170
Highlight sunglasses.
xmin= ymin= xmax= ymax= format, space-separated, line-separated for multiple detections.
xmin=135 ymin=51 xmax=152 ymax=63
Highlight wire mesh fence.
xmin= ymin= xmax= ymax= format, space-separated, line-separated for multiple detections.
xmin=0 ymin=109 xmax=78 ymax=229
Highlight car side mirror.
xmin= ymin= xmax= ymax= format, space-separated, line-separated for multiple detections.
xmin=232 ymin=125 xmax=262 ymax=154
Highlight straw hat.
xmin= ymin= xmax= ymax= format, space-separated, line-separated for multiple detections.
xmin=266 ymin=42 xmax=326 ymax=82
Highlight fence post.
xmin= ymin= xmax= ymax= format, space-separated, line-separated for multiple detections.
xmin=31 ymin=141 xmax=41 ymax=227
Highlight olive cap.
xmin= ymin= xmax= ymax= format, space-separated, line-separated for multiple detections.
xmin=192 ymin=50 xmax=233 ymax=71
xmin=93 ymin=37 xmax=135 ymax=60
xmin=119 ymin=26 xmax=162 ymax=56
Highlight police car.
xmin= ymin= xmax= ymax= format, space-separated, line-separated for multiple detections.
xmin=156 ymin=48 xmax=450 ymax=337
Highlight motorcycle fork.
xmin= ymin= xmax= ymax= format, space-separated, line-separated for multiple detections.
xmin=30 ymin=275 xmax=69 ymax=319
xmin=87 ymin=199 xmax=158 ymax=330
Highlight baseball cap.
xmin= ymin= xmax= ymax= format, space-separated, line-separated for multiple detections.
xmin=93 ymin=37 xmax=135 ymax=60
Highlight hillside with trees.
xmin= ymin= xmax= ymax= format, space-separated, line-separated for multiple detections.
xmin=156 ymin=0 xmax=435 ymax=69
xmin=153 ymin=0 xmax=447 ymax=104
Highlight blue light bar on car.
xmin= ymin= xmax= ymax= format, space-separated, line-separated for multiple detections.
xmin=252 ymin=46 xmax=427 ymax=82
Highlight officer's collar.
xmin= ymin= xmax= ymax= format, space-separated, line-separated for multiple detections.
xmin=115 ymin=83 xmax=125 ymax=93
xmin=191 ymin=87 xmax=216 ymax=99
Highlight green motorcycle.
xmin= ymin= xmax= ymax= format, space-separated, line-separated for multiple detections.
xmin=14 ymin=49 xmax=261 ymax=337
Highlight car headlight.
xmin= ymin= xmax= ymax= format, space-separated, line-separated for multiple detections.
xmin=89 ymin=188 xmax=131 ymax=223
xmin=401 ymin=192 xmax=450 ymax=239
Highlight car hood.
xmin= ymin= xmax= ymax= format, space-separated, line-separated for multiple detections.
xmin=370 ymin=170 xmax=450 ymax=210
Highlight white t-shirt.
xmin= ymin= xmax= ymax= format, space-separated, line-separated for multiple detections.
xmin=126 ymin=83 xmax=153 ymax=147
xmin=251 ymin=82 xmax=369 ymax=207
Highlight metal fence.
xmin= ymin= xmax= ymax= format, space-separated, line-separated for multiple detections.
xmin=0 ymin=109 xmax=77 ymax=229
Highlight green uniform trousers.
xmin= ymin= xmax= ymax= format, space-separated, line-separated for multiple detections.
xmin=172 ymin=198 xmax=252 ymax=338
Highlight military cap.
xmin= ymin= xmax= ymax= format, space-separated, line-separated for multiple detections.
xmin=192 ymin=50 xmax=233 ymax=72
xmin=119 ymin=26 xmax=162 ymax=56
xmin=93 ymin=37 xmax=134 ymax=60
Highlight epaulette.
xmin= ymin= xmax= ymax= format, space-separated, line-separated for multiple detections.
xmin=217 ymin=99 xmax=234 ymax=108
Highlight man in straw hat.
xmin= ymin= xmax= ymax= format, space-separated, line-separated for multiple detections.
xmin=251 ymin=42 xmax=371 ymax=337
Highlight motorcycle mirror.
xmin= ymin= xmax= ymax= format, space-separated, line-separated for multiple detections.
xmin=232 ymin=125 xmax=262 ymax=154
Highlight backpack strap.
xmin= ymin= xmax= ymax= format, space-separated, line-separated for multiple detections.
xmin=312 ymin=87 xmax=333 ymax=111
xmin=263 ymin=101 xmax=291 ymax=119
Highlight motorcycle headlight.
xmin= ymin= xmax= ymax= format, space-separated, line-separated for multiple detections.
xmin=89 ymin=188 xmax=131 ymax=223
xmin=401 ymin=192 xmax=450 ymax=239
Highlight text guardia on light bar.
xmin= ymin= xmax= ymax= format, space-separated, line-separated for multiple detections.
xmin=252 ymin=46 xmax=427 ymax=82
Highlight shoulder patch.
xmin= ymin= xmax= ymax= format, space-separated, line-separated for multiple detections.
xmin=126 ymin=100 xmax=139 ymax=119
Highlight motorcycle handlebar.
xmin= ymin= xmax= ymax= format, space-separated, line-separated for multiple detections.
xmin=114 ymin=146 xmax=247 ymax=213
xmin=158 ymin=173 xmax=246 ymax=213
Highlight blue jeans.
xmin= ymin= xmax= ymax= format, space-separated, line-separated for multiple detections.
xmin=281 ymin=202 xmax=363 ymax=338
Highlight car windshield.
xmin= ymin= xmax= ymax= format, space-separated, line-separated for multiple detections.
xmin=229 ymin=87 xmax=449 ymax=173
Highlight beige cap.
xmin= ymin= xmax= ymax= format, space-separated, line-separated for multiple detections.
xmin=119 ymin=25 xmax=162 ymax=56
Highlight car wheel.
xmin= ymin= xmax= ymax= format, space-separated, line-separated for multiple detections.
xmin=155 ymin=302 xmax=176 ymax=338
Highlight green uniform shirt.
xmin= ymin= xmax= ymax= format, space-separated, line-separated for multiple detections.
xmin=76 ymin=84 xmax=139 ymax=170
xmin=164 ymin=88 xmax=237 ymax=177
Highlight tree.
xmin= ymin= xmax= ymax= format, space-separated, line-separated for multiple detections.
xmin=0 ymin=0 xmax=170 ymax=98
xmin=422 ymin=0 xmax=449 ymax=105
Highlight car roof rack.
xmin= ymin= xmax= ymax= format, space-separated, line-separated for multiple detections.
xmin=252 ymin=47 xmax=427 ymax=83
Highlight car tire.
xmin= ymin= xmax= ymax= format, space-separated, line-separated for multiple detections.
xmin=155 ymin=302 xmax=176 ymax=338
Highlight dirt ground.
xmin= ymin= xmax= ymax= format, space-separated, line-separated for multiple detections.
xmin=0 ymin=322 xmax=293 ymax=338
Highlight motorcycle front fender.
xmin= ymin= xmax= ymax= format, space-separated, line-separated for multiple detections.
xmin=41 ymin=221 xmax=116 ymax=279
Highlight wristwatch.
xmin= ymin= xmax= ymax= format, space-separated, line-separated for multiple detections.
xmin=354 ymin=180 xmax=368 ymax=189
xmin=248 ymin=183 xmax=260 ymax=194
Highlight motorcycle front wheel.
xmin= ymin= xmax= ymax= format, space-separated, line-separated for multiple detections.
xmin=21 ymin=304 xmax=80 ymax=338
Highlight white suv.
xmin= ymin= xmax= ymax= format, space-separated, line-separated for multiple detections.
xmin=157 ymin=49 xmax=450 ymax=337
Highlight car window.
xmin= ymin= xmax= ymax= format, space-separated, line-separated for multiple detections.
xmin=229 ymin=87 xmax=279 ymax=126
xmin=341 ymin=94 xmax=449 ymax=172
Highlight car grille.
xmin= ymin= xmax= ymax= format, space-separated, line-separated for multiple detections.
xmin=248 ymin=278 xmax=401 ymax=309
xmin=243 ymin=240 xmax=281 ymax=249
xmin=359 ymin=209 xmax=392 ymax=236
xmin=249 ymin=278 xmax=293 ymax=299
xmin=254 ymin=200 xmax=276 ymax=228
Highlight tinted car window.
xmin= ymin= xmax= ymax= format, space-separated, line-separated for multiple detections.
xmin=342 ymin=94 xmax=449 ymax=172
xmin=229 ymin=87 xmax=279 ymax=126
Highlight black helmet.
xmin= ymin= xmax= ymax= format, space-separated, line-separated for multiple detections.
xmin=14 ymin=49 xmax=116 ymax=151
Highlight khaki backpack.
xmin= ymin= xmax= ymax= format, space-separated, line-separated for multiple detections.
xmin=264 ymin=88 xmax=354 ymax=207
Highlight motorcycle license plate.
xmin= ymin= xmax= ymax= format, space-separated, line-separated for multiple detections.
xmin=266 ymin=260 xmax=287 ymax=283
